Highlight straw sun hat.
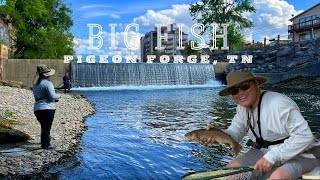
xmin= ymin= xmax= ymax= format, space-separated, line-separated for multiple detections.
xmin=218 ymin=72 xmax=268 ymax=96
xmin=33 ymin=64 xmax=55 ymax=84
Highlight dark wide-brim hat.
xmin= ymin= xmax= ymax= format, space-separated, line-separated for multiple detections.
xmin=33 ymin=64 xmax=55 ymax=84
xmin=218 ymin=71 xmax=268 ymax=96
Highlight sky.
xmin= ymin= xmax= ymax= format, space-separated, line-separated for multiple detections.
xmin=66 ymin=0 xmax=320 ymax=59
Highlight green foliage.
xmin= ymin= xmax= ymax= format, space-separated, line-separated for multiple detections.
xmin=0 ymin=0 xmax=74 ymax=59
xmin=189 ymin=0 xmax=256 ymax=49
xmin=0 ymin=109 xmax=18 ymax=129
xmin=185 ymin=41 xmax=200 ymax=56
xmin=0 ymin=109 xmax=16 ymax=119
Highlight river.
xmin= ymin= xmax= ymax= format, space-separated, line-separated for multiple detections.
xmin=47 ymin=86 xmax=320 ymax=179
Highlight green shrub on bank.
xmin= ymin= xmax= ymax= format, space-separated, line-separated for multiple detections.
xmin=0 ymin=109 xmax=19 ymax=129
xmin=0 ymin=109 xmax=30 ymax=143
xmin=0 ymin=109 xmax=16 ymax=120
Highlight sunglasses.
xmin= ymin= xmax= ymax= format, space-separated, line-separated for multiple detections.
xmin=228 ymin=81 xmax=251 ymax=95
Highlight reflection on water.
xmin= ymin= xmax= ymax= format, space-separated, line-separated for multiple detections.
xmin=49 ymin=88 xmax=320 ymax=179
xmin=283 ymin=92 xmax=320 ymax=131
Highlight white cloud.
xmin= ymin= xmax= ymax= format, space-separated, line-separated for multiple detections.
xmin=73 ymin=29 xmax=142 ymax=61
xmin=78 ymin=11 xmax=121 ymax=19
xmin=132 ymin=1 xmax=300 ymax=45
xmin=73 ymin=4 xmax=196 ymax=59
xmin=133 ymin=4 xmax=196 ymax=34
xmin=77 ymin=4 xmax=120 ymax=19
xmin=74 ymin=0 xmax=305 ymax=56
xmin=110 ymin=13 xmax=121 ymax=19
xmin=73 ymin=38 xmax=106 ymax=55
xmin=243 ymin=0 xmax=303 ymax=43
xmin=79 ymin=4 xmax=112 ymax=9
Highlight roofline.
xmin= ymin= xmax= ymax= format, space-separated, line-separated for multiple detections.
xmin=290 ymin=2 xmax=320 ymax=21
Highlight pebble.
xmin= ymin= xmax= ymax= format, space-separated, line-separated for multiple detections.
xmin=0 ymin=86 xmax=95 ymax=178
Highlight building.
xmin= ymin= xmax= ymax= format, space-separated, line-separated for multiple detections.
xmin=288 ymin=3 xmax=320 ymax=42
xmin=140 ymin=24 xmax=188 ymax=62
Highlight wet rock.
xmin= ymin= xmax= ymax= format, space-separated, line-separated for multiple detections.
xmin=0 ymin=167 xmax=8 ymax=176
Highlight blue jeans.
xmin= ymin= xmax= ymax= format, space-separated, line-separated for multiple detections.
xmin=34 ymin=110 xmax=55 ymax=148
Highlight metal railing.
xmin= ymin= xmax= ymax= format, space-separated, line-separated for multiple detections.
xmin=288 ymin=18 xmax=320 ymax=32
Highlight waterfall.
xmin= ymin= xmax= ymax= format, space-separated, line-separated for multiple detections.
xmin=71 ymin=63 xmax=215 ymax=87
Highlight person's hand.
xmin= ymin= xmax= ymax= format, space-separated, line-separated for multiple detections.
xmin=200 ymin=124 xmax=218 ymax=144
xmin=254 ymin=157 xmax=273 ymax=172
xmin=202 ymin=137 xmax=218 ymax=144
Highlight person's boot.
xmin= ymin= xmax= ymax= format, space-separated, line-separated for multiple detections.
xmin=42 ymin=144 xmax=56 ymax=150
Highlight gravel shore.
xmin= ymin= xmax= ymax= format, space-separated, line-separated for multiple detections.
xmin=0 ymin=86 xmax=95 ymax=178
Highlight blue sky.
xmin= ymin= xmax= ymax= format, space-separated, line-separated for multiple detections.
xmin=66 ymin=0 xmax=319 ymax=58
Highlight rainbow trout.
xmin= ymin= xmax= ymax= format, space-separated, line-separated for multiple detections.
xmin=185 ymin=127 xmax=242 ymax=156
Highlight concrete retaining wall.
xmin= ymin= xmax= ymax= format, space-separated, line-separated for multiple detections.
xmin=3 ymin=59 xmax=70 ymax=88
xmin=255 ymin=62 xmax=320 ymax=84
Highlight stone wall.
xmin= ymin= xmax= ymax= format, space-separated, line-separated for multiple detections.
xmin=3 ymin=59 xmax=70 ymax=88
xmin=211 ymin=39 xmax=320 ymax=73
xmin=210 ymin=39 xmax=320 ymax=83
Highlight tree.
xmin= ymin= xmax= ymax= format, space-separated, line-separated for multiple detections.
xmin=0 ymin=0 xmax=74 ymax=59
xmin=190 ymin=0 xmax=256 ymax=49
xmin=185 ymin=41 xmax=200 ymax=57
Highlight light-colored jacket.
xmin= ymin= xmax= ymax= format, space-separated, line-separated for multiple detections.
xmin=32 ymin=79 xmax=60 ymax=111
xmin=224 ymin=91 xmax=320 ymax=164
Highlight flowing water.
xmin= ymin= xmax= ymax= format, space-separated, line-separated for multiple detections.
xmin=47 ymin=86 xmax=320 ymax=179
xmin=71 ymin=63 xmax=215 ymax=87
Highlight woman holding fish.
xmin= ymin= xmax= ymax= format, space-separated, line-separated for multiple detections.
xmin=186 ymin=72 xmax=320 ymax=179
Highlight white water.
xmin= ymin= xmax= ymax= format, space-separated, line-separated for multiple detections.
xmin=71 ymin=63 xmax=217 ymax=88
xmin=71 ymin=80 xmax=224 ymax=91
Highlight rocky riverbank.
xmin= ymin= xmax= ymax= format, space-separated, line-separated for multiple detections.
xmin=211 ymin=39 xmax=320 ymax=73
xmin=0 ymin=86 xmax=95 ymax=178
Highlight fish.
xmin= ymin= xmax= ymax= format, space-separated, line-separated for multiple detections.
xmin=185 ymin=126 xmax=242 ymax=156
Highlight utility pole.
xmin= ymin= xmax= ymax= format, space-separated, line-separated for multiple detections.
xmin=222 ymin=0 xmax=227 ymax=53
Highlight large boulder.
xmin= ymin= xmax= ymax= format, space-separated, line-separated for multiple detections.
xmin=277 ymin=46 xmax=293 ymax=57
xmin=0 ymin=128 xmax=31 ymax=144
